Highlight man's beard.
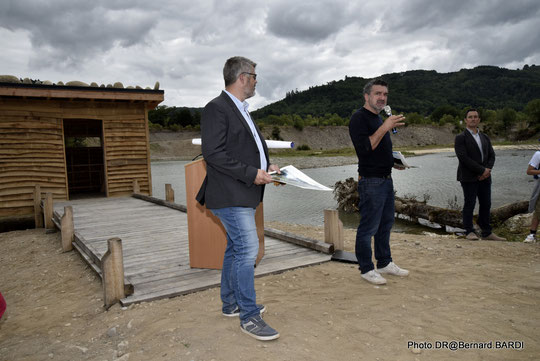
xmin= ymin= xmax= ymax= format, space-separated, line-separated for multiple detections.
xmin=245 ymin=87 xmax=256 ymax=99
xmin=371 ymin=100 xmax=385 ymax=113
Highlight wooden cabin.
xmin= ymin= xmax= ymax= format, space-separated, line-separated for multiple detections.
xmin=0 ymin=79 xmax=164 ymax=219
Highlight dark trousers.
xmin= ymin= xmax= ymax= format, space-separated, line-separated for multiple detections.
xmin=355 ymin=178 xmax=394 ymax=273
xmin=461 ymin=179 xmax=492 ymax=237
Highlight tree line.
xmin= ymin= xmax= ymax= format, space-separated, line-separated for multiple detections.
xmin=255 ymin=100 xmax=540 ymax=139
xmin=148 ymin=65 xmax=540 ymax=139
xmin=149 ymin=106 xmax=202 ymax=131
xmin=252 ymin=65 xmax=540 ymax=118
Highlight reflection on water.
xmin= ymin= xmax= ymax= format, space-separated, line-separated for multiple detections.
xmin=151 ymin=149 xmax=535 ymax=233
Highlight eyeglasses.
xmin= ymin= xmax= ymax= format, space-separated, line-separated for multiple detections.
xmin=241 ymin=72 xmax=257 ymax=80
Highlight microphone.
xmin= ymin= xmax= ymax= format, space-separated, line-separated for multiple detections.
xmin=383 ymin=105 xmax=397 ymax=134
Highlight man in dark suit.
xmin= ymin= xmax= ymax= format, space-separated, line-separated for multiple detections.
xmin=197 ymin=56 xmax=280 ymax=341
xmin=454 ymin=109 xmax=505 ymax=241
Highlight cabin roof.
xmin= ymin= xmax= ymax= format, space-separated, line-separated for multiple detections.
xmin=0 ymin=81 xmax=164 ymax=109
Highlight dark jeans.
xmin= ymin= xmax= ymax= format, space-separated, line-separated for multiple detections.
xmin=461 ymin=179 xmax=492 ymax=237
xmin=355 ymin=177 xmax=394 ymax=274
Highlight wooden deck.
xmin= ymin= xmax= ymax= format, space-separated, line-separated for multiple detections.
xmin=52 ymin=197 xmax=331 ymax=305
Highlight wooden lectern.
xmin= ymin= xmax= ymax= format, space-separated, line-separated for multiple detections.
xmin=184 ymin=159 xmax=265 ymax=269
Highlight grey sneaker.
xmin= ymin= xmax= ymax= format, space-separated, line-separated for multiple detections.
xmin=482 ymin=233 xmax=506 ymax=241
xmin=466 ymin=232 xmax=479 ymax=240
xmin=361 ymin=270 xmax=387 ymax=285
xmin=222 ymin=304 xmax=266 ymax=317
xmin=377 ymin=262 xmax=409 ymax=277
xmin=240 ymin=314 xmax=280 ymax=341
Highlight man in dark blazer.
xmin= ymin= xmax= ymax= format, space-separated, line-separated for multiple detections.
xmin=196 ymin=56 xmax=281 ymax=341
xmin=454 ymin=109 xmax=505 ymax=241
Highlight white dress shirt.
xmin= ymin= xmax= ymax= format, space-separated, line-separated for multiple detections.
xmin=467 ymin=128 xmax=484 ymax=161
xmin=224 ymin=90 xmax=267 ymax=171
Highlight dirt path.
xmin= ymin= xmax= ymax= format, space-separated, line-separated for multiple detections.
xmin=1 ymin=225 xmax=538 ymax=361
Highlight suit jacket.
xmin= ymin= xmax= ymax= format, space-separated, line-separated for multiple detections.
xmin=196 ymin=91 xmax=269 ymax=209
xmin=454 ymin=129 xmax=495 ymax=182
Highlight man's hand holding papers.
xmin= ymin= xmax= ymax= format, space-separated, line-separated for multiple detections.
xmin=268 ymin=165 xmax=332 ymax=191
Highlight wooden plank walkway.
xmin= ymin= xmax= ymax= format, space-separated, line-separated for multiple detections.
xmin=53 ymin=197 xmax=331 ymax=306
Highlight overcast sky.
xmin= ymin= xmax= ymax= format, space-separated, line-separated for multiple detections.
xmin=1 ymin=0 xmax=540 ymax=109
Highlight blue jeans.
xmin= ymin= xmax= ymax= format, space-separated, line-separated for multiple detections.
xmin=211 ymin=207 xmax=259 ymax=321
xmin=355 ymin=177 xmax=394 ymax=273
xmin=461 ymin=179 xmax=492 ymax=237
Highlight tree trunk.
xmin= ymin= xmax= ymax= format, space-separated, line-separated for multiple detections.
xmin=334 ymin=178 xmax=529 ymax=229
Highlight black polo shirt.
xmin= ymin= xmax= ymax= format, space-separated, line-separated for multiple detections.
xmin=349 ymin=107 xmax=393 ymax=177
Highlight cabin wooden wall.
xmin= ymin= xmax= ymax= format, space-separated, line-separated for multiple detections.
xmin=102 ymin=103 xmax=152 ymax=197
xmin=0 ymin=98 xmax=152 ymax=218
xmin=0 ymin=100 xmax=67 ymax=217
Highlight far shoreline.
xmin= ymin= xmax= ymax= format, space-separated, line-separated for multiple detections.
xmin=150 ymin=144 xmax=539 ymax=169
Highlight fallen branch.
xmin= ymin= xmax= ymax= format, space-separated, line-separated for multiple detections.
xmin=334 ymin=178 xmax=529 ymax=229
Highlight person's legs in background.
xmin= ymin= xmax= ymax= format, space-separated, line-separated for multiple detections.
xmin=461 ymin=181 xmax=479 ymax=237
xmin=476 ymin=179 xmax=492 ymax=237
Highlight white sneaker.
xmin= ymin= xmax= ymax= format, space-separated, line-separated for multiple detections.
xmin=361 ymin=270 xmax=387 ymax=285
xmin=377 ymin=262 xmax=409 ymax=277
xmin=524 ymin=234 xmax=536 ymax=243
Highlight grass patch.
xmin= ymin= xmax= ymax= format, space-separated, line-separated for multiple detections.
xmin=395 ymin=143 xmax=454 ymax=152
xmin=270 ymin=148 xmax=356 ymax=157
xmin=270 ymin=141 xmax=537 ymax=159
xmin=149 ymin=143 xmax=163 ymax=152
xmin=491 ymin=139 xmax=539 ymax=146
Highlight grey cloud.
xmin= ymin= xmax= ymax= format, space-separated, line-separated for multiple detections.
xmin=181 ymin=0 xmax=268 ymax=45
xmin=381 ymin=0 xmax=540 ymax=32
xmin=266 ymin=1 xmax=351 ymax=42
xmin=254 ymin=55 xmax=338 ymax=106
xmin=452 ymin=18 xmax=540 ymax=66
xmin=1 ymin=0 xmax=539 ymax=109
xmin=1 ymin=0 xmax=158 ymax=69
xmin=379 ymin=0 xmax=468 ymax=32
xmin=373 ymin=0 xmax=540 ymax=74
xmin=474 ymin=0 xmax=540 ymax=26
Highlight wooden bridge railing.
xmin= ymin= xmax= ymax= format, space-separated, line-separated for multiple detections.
xmin=324 ymin=209 xmax=344 ymax=251
xmin=33 ymin=185 xmax=127 ymax=308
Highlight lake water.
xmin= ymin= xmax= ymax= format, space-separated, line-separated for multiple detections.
xmin=151 ymin=149 xmax=536 ymax=232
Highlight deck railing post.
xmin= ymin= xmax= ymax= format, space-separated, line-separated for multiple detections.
xmin=61 ymin=206 xmax=74 ymax=252
xmin=44 ymin=192 xmax=54 ymax=230
xmin=102 ymin=237 xmax=126 ymax=309
xmin=132 ymin=179 xmax=140 ymax=194
xmin=324 ymin=209 xmax=344 ymax=251
xmin=165 ymin=184 xmax=175 ymax=203
xmin=33 ymin=185 xmax=44 ymax=228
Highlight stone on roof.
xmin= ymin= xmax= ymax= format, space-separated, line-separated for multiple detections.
xmin=65 ymin=80 xmax=89 ymax=87
xmin=0 ymin=75 xmax=160 ymax=90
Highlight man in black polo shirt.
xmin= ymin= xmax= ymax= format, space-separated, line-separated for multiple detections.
xmin=348 ymin=79 xmax=409 ymax=285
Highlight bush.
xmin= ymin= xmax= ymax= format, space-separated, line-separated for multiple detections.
xmin=293 ymin=115 xmax=304 ymax=131
xmin=271 ymin=126 xmax=283 ymax=140
xmin=439 ymin=114 xmax=455 ymax=126
xmin=148 ymin=121 xmax=163 ymax=131
xmin=296 ymin=144 xmax=311 ymax=151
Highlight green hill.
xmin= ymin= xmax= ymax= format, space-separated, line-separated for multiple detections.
xmin=252 ymin=65 xmax=540 ymax=118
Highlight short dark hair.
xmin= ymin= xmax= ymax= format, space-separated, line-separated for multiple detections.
xmin=223 ymin=56 xmax=257 ymax=87
xmin=465 ymin=108 xmax=480 ymax=118
xmin=363 ymin=79 xmax=388 ymax=95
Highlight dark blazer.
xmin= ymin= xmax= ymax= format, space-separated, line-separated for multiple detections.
xmin=454 ymin=129 xmax=495 ymax=182
xmin=196 ymin=91 xmax=269 ymax=209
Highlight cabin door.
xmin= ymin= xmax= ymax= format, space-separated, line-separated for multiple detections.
xmin=63 ymin=119 xmax=106 ymax=198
